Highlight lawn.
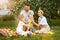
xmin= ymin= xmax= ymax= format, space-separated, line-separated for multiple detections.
xmin=0 ymin=21 xmax=60 ymax=40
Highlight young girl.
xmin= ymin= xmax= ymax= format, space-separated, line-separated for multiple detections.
xmin=16 ymin=14 xmax=32 ymax=36
xmin=33 ymin=9 xmax=50 ymax=33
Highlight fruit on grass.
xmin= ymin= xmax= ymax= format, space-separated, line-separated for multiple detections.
xmin=47 ymin=31 xmax=54 ymax=35
xmin=32 ymin=33 xmax=36 ymax=36
xmin=1 ymin=29 xmax=6 ymax=33
xmin=1 ymin=28 xmax=17 ymax=37
xmin=2 ymin=28 xmax=10 ymax=33
xmin=24 ymin=34 xmax=28 ymax=37
xmin=8 ymin=30 xmax=14 ymax=37
xmin=6 ymin=30 xmax=10 ymax=33
xmin=12 ymin=32 xmax=17 ymax=36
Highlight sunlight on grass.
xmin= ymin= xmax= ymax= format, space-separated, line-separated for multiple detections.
xmin=41 ymin=34 xmax=54 ymax=40
xmin=0 ymin=21 xmax=60 ymax=40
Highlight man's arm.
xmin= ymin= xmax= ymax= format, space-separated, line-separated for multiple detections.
xmin=23 ymin=24 xmax=29 ymax=27
xmin=23 ymin=24 xmax=29 ymax=31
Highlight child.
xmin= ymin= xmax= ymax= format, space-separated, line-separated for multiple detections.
xmin=16 ymin=14 xmax=32 ymax=36
xmin=33 ymin=9 xmax=50 ymax=33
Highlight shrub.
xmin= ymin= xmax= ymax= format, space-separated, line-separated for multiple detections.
xmin=48 ymin=19 xmax=60 ymax=26
xmin=2 ymin=14 xmax=15 ymax=21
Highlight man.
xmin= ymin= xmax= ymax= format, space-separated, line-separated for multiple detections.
xmin=19 ymin=2 xmax=35 ymax=32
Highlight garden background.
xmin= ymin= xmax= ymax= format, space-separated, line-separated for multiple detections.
xmin=0 ymin=0 xmax=60 ymax=40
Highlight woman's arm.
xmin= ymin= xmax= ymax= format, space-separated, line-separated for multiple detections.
xmin=32 ymin=21 xmax=40 ymax=27
xmin=32 ymin=21 xmax=42 ymax=30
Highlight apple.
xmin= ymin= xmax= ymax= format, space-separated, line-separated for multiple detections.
xmin=32 ymin=33 xmax=36 ymax=36
xmin=47 ymin=31 xmax=54 ymax=35
xmin=24 ymin=34 xmax=28 ymax=37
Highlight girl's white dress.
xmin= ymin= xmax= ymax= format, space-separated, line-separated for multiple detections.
xmin=38 ymin=16 xmax=50 ymax=33
xmin=16 ymin=21 xmax=31 ymax=36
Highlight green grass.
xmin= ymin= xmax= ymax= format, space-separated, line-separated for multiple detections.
xmin=50 ymin=19 xmax=60 ymax=26
xmin=0 ymin=21 xmax=60 ymax=40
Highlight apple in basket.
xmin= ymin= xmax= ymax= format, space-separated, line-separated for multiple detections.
xmin=1 ymin=29 xmax=6 ymax=32
xmin=8 ymin=30 xmax=14 ymax=37
xmin=3 ymin=28 xmax=10 ymax=33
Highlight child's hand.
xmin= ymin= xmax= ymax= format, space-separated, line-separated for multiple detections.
xmin=32 ymin=20 xmax=35 ymax=24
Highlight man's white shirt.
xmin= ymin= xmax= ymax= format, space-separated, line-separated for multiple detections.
xmin=20 ymin=10 xmax=34 ymax=21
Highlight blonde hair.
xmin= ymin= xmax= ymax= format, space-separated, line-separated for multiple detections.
xmin=38 ymin=8 xmax=44 ymax=14
xmin=18 ymin=14 xmax=24 ymax=20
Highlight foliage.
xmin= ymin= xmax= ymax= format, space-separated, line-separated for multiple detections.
xmin=0 ymin=21 xmax=17 ymax=29
xmin=0 ymin=15 xmax=15 ymax=21
xmin=29 ymin=0 xmax=60 ymax=19
xmin=49 ymin=19 xmax=60 ymax=26
xmin=11 ymin=0 xmax=60 ymax=23
xmin=11 ymin=0 xmax=26 ymax=17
